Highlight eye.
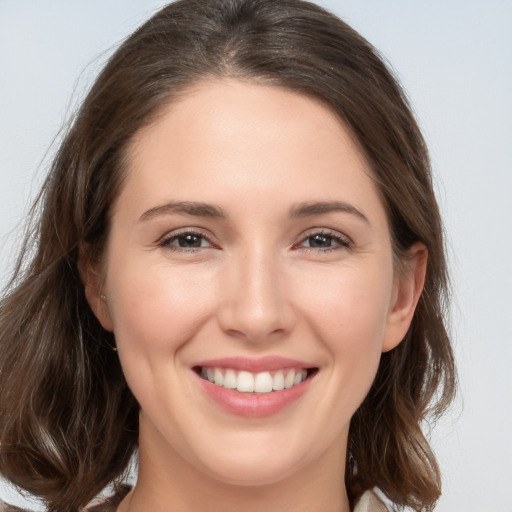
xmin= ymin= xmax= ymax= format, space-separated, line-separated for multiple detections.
xmin=296 ymin=230 xmax=351 ymax=251
xmin=159 ymin=230 xmax=216 ymax=251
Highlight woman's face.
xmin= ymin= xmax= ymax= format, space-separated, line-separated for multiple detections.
xmin=88 ymin=79 xmax=420 ymax=488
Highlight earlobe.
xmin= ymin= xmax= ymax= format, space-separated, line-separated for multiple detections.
xmin=78 ymin=245 xmax=114 ymax=332
xmin=382 ymin=243 xmax=428 ymax=353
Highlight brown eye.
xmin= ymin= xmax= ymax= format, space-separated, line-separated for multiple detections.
xmin=175 ymin=234 xmax=204 ymax=248
xmin=160 ymin=231 xmax=214 ymax=250
xmin=298 ymin=231 xmax=350 ymax=250
xmin=306 ymin=234 xmax=335 ymax=248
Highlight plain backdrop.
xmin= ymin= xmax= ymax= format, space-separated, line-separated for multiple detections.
xmin=1 ymin=1 xmax=511 ymax=511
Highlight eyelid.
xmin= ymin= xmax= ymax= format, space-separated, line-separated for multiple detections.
xmin=293 ymin=228 xmax=352 ymax=251
xmin=158 ymin=227 xmax=218 ymax=250
xmin=156 ymin=226 xmax=351 ymax=252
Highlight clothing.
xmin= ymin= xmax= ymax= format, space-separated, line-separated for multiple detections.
xmin=354 ymin=490 xmax=389 ymax=512
xmin=81 ymin=485 xmax=132 ymax=512
xmin=0 ymin=487 xmax=387 ymax=512
xmin=0 ymin=485 xmax=131 ymax=512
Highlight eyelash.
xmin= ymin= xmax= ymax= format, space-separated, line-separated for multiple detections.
xmin=158 ymin=229 xmax=351 ymax=253
xmin=294 ymin=229 xmax=351 ymax=253
xmin=159 ymin=229 xmax=217 ymax=252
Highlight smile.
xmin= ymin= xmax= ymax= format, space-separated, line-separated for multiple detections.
xmin=198 ymin=367 xmax=311 ymax=393
xmin=192 ymin=357 xmax=318 ymax=417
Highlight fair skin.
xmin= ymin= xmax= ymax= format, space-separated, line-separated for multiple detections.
xmin=85 ymin=79 xmax=426 ymax=512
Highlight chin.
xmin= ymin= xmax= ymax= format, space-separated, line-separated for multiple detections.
xmin=200 ymin=452 xmax=305 ymax=488
xmin=186 ymin=425 xmax=332 ymax=488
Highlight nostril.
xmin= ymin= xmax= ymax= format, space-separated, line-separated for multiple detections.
xmin=216 ymin=287 xmax=296 ymax=343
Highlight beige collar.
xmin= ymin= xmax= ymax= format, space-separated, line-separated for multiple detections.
xmin=354 ymin=490 xmax=389 ymax=512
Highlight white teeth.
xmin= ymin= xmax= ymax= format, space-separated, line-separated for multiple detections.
xmin=214 ymin=368 xmax=224 ymax=387
xmin=284 ymin=370 xmax=295 ymax=389
xmin=237 ymin=371 xmax=254 ymax=392
xmin=254 ymin=372 xmax=273 ymax=393
xmin=200 ymin=367 xmax=311 ymax=393
xmin=223 ymin=369 xmax=237 ymax=389
xmin=272 ymin=370 xmax=285 ymax=391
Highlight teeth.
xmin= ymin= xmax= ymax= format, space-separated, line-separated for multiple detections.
xmin=284 ymin=370 xmax=295 ymax=389
xmin=200 ymin=367 xmax=310 ymax=393
xmin=237 ymin=371 xmax=254 ymax=392
xmin=272 ymin=370 xmax=285 ymax=391
xmin=214 ymin=368 xmax=224 ymax=387
xmin=254 ymin=372 xmax=273 ymax=393
xmin=223 ymin=369 xmax=237 ymax=389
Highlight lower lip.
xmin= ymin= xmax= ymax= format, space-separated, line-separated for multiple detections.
xmin=195 ymin=372 xmax=313 ymax=418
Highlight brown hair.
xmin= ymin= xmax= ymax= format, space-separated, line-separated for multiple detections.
xmin=0 ymin=1 xmax=455 ymax=510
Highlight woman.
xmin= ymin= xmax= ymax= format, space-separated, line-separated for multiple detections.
xmin=0 ymin=0 xmax=456 ymax=511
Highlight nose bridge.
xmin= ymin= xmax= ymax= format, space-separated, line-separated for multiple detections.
xmin=218 ymin=242 xmax=294 ymax=341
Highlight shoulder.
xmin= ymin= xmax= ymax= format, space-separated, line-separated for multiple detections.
xmin=0 ymin=498 xmax=28 ymax=512
xmin=0 ymin=485 xmax=132 ymax=512
xmin=354 ymin=490 xmax=390 ymax=512
xmin=84 ymin=485 xmax=132 ymax=512
xmin=2 ymin=487 xmax=385 ymax=512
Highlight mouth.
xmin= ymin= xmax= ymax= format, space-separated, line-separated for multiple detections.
xmin=192 ymin=356 xmax=318 ymax=417
xmin=193 ymin=366 xmax=318 ymax=394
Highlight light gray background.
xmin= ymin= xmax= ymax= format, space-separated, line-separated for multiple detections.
xmin=1 ymin=1 xmax=511 ymax=510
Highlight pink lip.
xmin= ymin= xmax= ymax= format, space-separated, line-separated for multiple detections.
xmin=193 ymin=356 xmax=313 ymax=373
xmin=191 ymin=357 xmax=317 ymax=418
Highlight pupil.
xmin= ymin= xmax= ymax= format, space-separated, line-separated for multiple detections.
xmin=310 ymin=235 xmax=331 ymax=247
xmin=179 ymin=234 xmax=201 ymax=248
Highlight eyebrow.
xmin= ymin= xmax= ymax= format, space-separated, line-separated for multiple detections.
xmin=290 ymin=201 xmax=370 ymax=224
xmin=139 ymin=201 xmax=227 ymax=222
xmin=138 ymin=199 xmax=369 ymax=224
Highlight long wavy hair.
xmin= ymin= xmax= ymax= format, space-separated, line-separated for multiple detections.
xmin=0 ymin=1 xmax=456 ymax=510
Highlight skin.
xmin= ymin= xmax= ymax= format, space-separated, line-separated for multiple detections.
xmin=84 ymin=79 xmax=426 ymax=512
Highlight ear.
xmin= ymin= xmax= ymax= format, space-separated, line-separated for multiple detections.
xmin=382 ymin=243 xmax=428 ymax=353
xmin=78 ymin=244 xmax=114 ymax=332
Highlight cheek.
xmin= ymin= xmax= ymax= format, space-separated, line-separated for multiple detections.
xmin=105 ymin=255 xmax=216 ymax=355
xmin=295 ymin=262 xmax=393 ymax=352
xmin=292 ymin=260 xmax=392 ymax=415
xmin=104 ymin=258 xmax=219 ymax=417
xmin=281 ymin=263 xmax=394 ymax=445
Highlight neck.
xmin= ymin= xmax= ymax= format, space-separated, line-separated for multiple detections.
xmin=120 ymin=423 xmax=350 ymax=512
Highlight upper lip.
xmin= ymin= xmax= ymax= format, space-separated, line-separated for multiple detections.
xmin=193 ymin=356 xmax=316 ymax=373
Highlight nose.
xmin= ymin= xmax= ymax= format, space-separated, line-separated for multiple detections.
xmin=216 ymin=248 xmax=296 ymax=344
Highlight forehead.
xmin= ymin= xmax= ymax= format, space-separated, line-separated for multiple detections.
xmin=130 ymin=79 xmax=366 ymax=166
xmin=119 ymin=79 xmax=386 ymax=226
